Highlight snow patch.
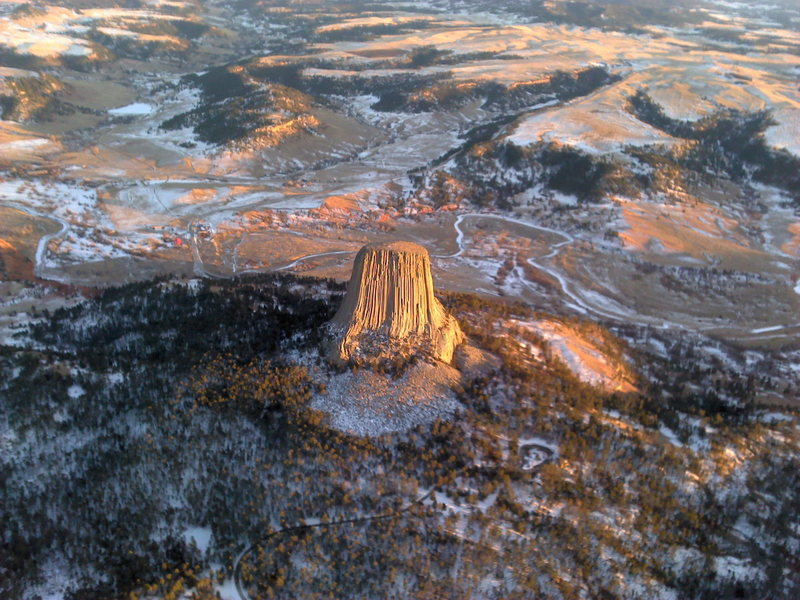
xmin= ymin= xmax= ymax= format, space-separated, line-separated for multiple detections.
xmin=750 ymin=325 xmax=785 ymax=334
xmin=508 ymin=86 xmax=677 ymax=155
xmin=183 ymin=526 xmax=212 ymax=554
xmin=67 ymin=384 xmax=85 ymax=399
xmin=109 ymin=102 xmax=154 ymax=117
xmin=311 ymin=360 xmax=462 ymax=437
xmin=659 ymin=425 xmax=684 ymax=447
xmin=509 ymin=318 xmax=634 ymax=392
xmin=714 ymin=555 xmax=765 ymax=583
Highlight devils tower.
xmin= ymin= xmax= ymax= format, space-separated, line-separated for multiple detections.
xmin=329 ymin=241 xmax=464 ymax=366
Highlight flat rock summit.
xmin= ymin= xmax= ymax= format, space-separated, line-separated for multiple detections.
xmin=329 ymin=241 xmax=464 ymax=366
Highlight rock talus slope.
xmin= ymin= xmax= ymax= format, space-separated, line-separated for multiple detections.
xmin=330 ymin=241 xmax=464 ymax=365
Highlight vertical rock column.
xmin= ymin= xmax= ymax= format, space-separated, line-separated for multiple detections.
xmin=329 ymin=241 xmax=464 ymax=365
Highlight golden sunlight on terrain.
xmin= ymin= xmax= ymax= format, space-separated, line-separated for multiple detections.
xmin=315 ymin=15 xmax=439 ymax=33
xmin=781 ymin=222 xmax=800 ymax=258
xmin=509 ymin=318 xmax=637 ymax=393
xmin=508 ymin=84 xmax=678 ymax=154
xmin=3 ymin=2 xmax=800 ymax=598
xmin=0 ymin=206 xmax=59 ymax=280
xmin=0 ymin=4 xmax=196 ymax=60
xmin=617 ymin=197 xmax=759 ymax=265
xmin=0 ymin=123 xmax=62 ymax=164
xmin=0 ymin=0 xmax=796 ymax=357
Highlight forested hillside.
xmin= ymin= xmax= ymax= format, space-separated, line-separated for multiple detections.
xmin=1 ymin=275 xmax=798 ymax=599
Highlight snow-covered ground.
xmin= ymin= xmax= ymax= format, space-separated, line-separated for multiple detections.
xmin=509 ymin=318 xmax=635 ymax=392
xmin=508 ymin=85 xmax=678 ymax=156
xmin=183 ymin=526 xmax=213 ymax=554
xmin=0 ymin=4 xmax=188 ymax=60
xmin=311 ymin=360 xmax=462 ymax=437
xmin=108 ymin=103 xmax=154 ymax=117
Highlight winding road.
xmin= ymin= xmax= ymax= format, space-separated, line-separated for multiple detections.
xmin=10 ymin=205 xmax=633 ymax=326
xmin=1 ymin=202 xmax=70 ymax=283
xmin=436 ymin=212 xmax=637 ymax=322
xmin=231 ymin=489 xmax=434 ymax=600
xmin=8 ymin=204 xmax=796 ymax=341
xmin=231 ymin=440 xmax=556 ymax=600
xmin=275 ymin=249 xmax=356 ymax=273
xmin=437 ymin=213 xmax=800 ymax=337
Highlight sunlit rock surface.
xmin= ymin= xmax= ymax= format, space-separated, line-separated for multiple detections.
xmin=330 ymin=241 xmax=464 ymax=365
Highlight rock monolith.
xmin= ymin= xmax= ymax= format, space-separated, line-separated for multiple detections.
xmin=329 ymin=241 xmax=464 ymax=366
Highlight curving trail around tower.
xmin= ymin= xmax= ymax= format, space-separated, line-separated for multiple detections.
xmin=231 ymin=443 xmax=556 ymax=600
xmin=232 ymin=489 xmax=434 ymax=600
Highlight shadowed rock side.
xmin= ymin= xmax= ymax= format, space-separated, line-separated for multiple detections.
xmin=330 ymin=241 xmax=464 ymax=366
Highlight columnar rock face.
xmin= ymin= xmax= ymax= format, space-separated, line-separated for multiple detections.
xmin=329 ymin=241 xmax=464 ymax=365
